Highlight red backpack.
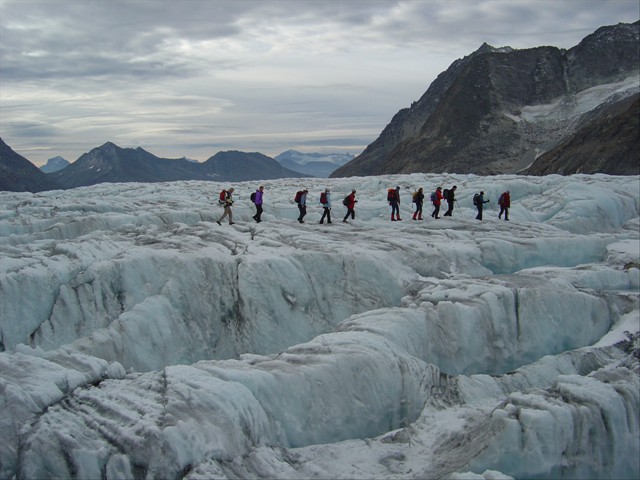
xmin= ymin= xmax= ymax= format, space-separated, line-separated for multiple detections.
xmin=320 ymin=192 xmax=327 ymax=204
xmin=218 ymin=190 xmax=227 ymax=204
xmin=294 ymin=191 xmax=303 ymax=203
xmin=387 ymin=188 xmax=395 ymax=201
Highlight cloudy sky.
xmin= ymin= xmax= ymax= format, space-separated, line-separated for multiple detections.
xmin=1 ymin=0 xmax=638 ymax=166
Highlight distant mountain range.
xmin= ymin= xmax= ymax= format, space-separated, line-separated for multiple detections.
xmin=274 ymin=150 xmax=354 ymax=177
xmin=0 ymin=139 xmax=307 ymax=192
xmin=40 ymin=156 xmax=70 ymax=173
xmin=332 ymin=21 xmax=639 ymax=177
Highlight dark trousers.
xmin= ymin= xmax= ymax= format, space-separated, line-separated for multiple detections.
xmin=499 ymin=206 xmax=509 ymax=220
xmin=476 ymin=205 xmax=483 ymax=220
xmin=414 ymin=203 xmax=423 ymax=218
xmin=254 ymin=204 xmax=263 ymax=222
xmin=343 ymin=208 xmax=355 ymax=221
xmin=444 ymin=200 xmax=454 ymax=216
xmin=320 ymin=207 xmax=331 ymax=223
xmin=390 ymin=201 xmax=399 ymax=217
xmin=297 ymin=204 xmax=307 ymax=223
xmin=431 ymin=203 xmax=441 ymax=218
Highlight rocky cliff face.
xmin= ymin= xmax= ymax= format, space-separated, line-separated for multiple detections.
xmin=331 ymin=21 xmax=639 ymax=177
xmin=525 ymin=93 xmax=639 ymax=175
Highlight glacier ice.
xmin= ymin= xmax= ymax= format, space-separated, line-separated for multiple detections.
xmin=0 ymin=173 xmax=638 ymax=479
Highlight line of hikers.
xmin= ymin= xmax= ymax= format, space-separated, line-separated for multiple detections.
xmin=387 ymin=185 xmax=510 ymax=221
xmin=215 ymin=185 xmax=510 ymax=225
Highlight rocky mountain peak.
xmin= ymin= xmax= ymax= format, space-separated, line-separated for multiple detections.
xmin=331 ymin=21 xmax=639 ymax=177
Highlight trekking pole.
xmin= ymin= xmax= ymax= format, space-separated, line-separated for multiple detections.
xmin=454 ymin=200 xmax=462 ymax=215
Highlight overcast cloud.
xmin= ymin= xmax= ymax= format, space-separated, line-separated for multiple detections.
xmin=1 ymin=0 xmax=638 ymax=166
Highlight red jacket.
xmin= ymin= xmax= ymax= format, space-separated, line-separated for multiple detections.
xmin=345 ymin=192 xmax=356 ymax=209
xmin=433 ymin=189 xmax=443 ymax=205
xmin=499 ymin=192 xmax=511 ymax=208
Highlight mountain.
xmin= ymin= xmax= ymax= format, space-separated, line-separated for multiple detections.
xmin=200 ymin=150 xmax=308 ymax=182
xmin=39 ymin=156 xmax=70 ymax=173
xmin=274 ymin=150 xmax=355 ymax=177
xmin=47 ymin=142 xmax=202 ymax=189
xmin=0 ymin=137 xmax=62 ymax=192
xmin=525 ymin=93 xmax=640 ymax=175
xmin=331 ymin=21 xmax=640 ymax=177
xmin=44 ymin=143 xmax=307 ymax=189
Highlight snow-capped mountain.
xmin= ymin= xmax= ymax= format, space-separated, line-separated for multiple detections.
xmin=1 ymin=173 xmax=638 ymax=479
xmin=39 ymin=155 xmax=70 ymax=173
xmin=275 ymin=150 xmax=355 ymax=177
xmin=332 ymin=21 xmax=640 ymax=177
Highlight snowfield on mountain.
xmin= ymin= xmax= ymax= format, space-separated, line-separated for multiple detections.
xmin=1 ymin=173 xmax=638 ymax=479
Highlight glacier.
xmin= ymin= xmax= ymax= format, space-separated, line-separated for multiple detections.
xmin=0 ymin=173 xmax=638 ymax=479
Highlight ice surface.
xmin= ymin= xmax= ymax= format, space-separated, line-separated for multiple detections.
xmin=0 ymin=173 xmax=638 ymax=479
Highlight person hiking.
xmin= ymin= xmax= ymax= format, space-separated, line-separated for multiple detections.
xmin=343 ymin=189 xmax=357 ymax=223
xmin=296 ymin=189 xmax=308 ymax=223
xmin=389 ymin=186 xmax=402 ymax=221
xmin=431 ymin=186 xmax=443 ymax=219
xmin=412 ymin=187 xmax=424 ymax=220
xmin=216 ymin=187 xmax=235 ymax=225
xmin=443 ymin=185 xmax=457 ymax=217
xmin=252 ymin=185 xmax=264 ymax=223
xmin=498 ymin=190 xmax=511 ymax=221
xmin=319 ymin=188 xmax=332 ymax=224
xmin=474 ymin=191 xmax=490 ymax=221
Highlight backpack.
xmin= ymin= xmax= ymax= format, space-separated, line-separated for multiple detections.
xmin=250 ymin=192 xmax=256 ymax=203
xmin=294 ymin=191 xmax=303 ymax=203
xmin=473 ymin=193 xmax=480 ymax=206
xmin=320 ymin=192 xmax=327 ymax=205
xmin=387 ymin=188 xmax=395 ymax=202
xmin=430 ymin=191 xmax=437 ymax=202
xmin=443 ymin=189 xmax=450 ymax=201
xmin=219 ymin=190 xmax=227 ymax=205
xmin=343 ymin=195 xmax=349 ymax=206
xmin=498 ymin=193 xmax=504 ymax=205
xmin=412 ymin=191 xmax=418 ymax=203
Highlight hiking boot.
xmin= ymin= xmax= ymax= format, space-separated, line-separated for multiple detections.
xmin=216 ymin=221 xmax=221 ymax=226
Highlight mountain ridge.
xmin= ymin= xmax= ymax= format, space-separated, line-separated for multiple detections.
xmin=42 ymin=142 xmax=308 ymax=189
xmin=331 ymin=21 xmax=640 ymax=177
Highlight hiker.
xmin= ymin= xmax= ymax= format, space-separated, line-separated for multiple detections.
xmin=296 ymin=189 xmax=308 ymax=223
xmin=473 ymin=191 xmax=490 ymax=220
xmin=342 ymin=189 xmax=357 ymax=223
xmin=431 ymin=186 xmax=443 ymax=219
xmin=319 ymin=188 xmax=332 ymax=224
xmin=412 ymin=188 xmax=424 ymax=220
xmin=443 ymin=185 xmax=457 ymax=217
xmin=252 ymin=185 xmax=264 ymax=223
xmin=498 ymin=190 xmax=511 ymax=221
xmin=216 ymin=187 xmax=235 ymax=225
xmin=389 ymin=186 xmax=402 ymax=221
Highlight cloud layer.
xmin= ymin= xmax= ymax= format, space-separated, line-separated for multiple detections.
xmin=1 ymin=0 xmax=638 ymax=165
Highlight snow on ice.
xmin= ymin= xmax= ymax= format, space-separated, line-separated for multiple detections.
xmin=0 ymin=173 xmax=638 ymax=479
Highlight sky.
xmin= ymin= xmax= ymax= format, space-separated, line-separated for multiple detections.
xmin=0 ymin=0 xmax=638 ymax=166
